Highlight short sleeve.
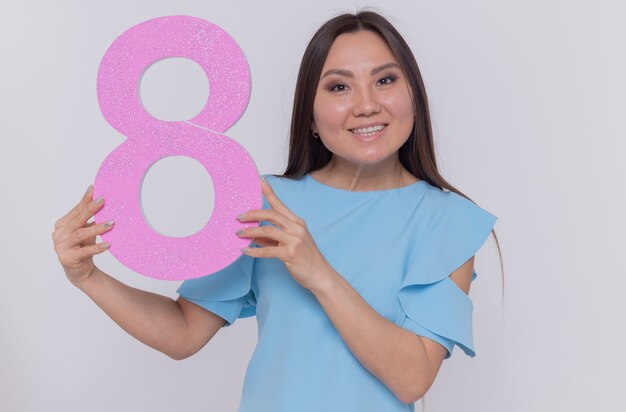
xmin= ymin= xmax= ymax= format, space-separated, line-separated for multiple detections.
xmin=398 ymin=192 xmax=497 ymax=359
xmin=176 ymin=253 xmax=256 ymax=327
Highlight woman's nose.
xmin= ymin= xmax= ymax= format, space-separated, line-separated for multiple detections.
xmin=352 ymin=87 xmax=381 ymax=117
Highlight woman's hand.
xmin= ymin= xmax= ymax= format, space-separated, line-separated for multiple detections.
xmin=236 ymin=177 xmax=331 ymax=291
xmin=52 ymin=185 xmax=115 ymax=285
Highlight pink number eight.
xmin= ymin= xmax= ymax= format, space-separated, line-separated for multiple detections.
xmin=92 ymin=15 xmax=260 ymax=280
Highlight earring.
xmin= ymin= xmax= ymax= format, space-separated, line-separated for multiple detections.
xmin=312 ymin=131 xmax=319 ymax=139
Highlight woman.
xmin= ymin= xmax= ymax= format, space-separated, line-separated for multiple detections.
xmin=52 ymin=10 xmax=501 ymax=411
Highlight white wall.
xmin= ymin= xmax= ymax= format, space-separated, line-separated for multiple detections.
xmin=1 ymin=0 xmax=624 ymax=411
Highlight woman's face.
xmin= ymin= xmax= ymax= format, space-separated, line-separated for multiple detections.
xmin=312 ymin=30 xmax=415 ymax=168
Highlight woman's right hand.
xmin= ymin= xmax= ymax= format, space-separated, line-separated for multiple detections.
xmin=52 ymin=185 xmax=115 ymax=285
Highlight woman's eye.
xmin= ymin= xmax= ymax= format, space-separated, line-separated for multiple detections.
xmin=379 ymin=75 xmax=396 ymax=85
xmin=329 ymin=83 xmax=346 ymax=92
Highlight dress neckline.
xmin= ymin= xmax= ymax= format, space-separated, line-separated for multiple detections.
xmin=305 ymin=172 xmax=428 ymax=195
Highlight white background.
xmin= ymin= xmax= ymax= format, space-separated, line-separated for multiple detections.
xmin=1 ymin=0 xmax=625 ymax=411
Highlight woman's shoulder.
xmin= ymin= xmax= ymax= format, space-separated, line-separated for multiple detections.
xmin=409 ymin=180 xmax=493 ymax=212
xmin=260 ymin=173 xmax=309 ymax=209
xmin=263 ymin=173 xmax=302 ymax=186
xmin=262 ymin=173 xmax=306 ymax=196
xmin=418 ymin=185 xmax=497 ymax=240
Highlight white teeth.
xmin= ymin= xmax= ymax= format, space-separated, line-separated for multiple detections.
xmin=351 ymin=124 xmax=386 ymax=135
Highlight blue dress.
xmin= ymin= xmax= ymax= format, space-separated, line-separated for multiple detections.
xmin=177 ymin=172 xmax=498 ymax=411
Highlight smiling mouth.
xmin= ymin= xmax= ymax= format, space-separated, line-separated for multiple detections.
xmin=349 ymin=124 xmax=388 ymax=137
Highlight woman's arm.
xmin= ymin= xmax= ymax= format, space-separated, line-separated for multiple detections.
xmin=53 ymin=185 xmax=225 ymax=360
xmin=71 ymin=266 xmax=226 ymax=360
xmin=309 ymin=256 xmax=475 ymax=404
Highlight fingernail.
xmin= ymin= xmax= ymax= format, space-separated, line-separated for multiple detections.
xmin=241 ymin=247 xmax=250 ymax=253
xmin=102 ymin=242 xmax=110 ymax=249
xmin=261 ymin=176 xmax=267 ymax=184
xmin=237 ymin=213 xmax=246 ymax=220
xmin=85 ymin=184 xmax=93 ymax=195
xmin=104 ymin=220 xmax=114 ymax=228
xmin=95 ymin=197 xmax=104 ymax=204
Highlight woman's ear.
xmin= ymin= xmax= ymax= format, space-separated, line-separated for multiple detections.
xmin=311 ymin=121 xmax=318 ymax=134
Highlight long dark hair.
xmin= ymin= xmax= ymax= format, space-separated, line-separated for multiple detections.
xmin=273 ymin=7 xmax=505 ymax=391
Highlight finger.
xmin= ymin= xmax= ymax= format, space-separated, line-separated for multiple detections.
xmin=238 ymin=208 xmax=292 ymax=230
xmin=260 ymin=177 xmax=301 ymax=223
xmin=56 ymin=184 xmax=95 ymax=227
xmin=69 ymin=196 xmax=106 ymax=235
xmin=60 ymin=219 xmax=114 ymax=250
xmin=74 ymin=241 xmax=111 ymax=261
xmin=250 ymin=237 xmax=278 ymax=247
xmin=56 ymin=197 xmax=105 ymax=243
xmin=57 ymin=238 xmax=110 ymax=270
xmin=80 ymin=221 xmax=97 ymax=246
xmin=242 ymin=244 xmax=286 ymax=259
xmin=237 ymin=225 xmax=291 ymax=244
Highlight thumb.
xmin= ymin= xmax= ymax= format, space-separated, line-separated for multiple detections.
xmin=81 ymin=221 xmax=97 ymax=247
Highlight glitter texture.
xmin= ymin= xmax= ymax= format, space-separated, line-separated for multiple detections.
xmin=93 ymin=15 xmax=260 ymax=280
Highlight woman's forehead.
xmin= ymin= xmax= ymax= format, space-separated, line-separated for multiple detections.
xmin=324 ymin=31 xmax=398 ymax=70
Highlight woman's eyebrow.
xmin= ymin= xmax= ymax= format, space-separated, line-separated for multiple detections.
xmin=321 ymin=62 xmax=401 ymax=79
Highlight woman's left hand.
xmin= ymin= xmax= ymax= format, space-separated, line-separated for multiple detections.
xmin=236 ymin=177 xmax=331 ymax=291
